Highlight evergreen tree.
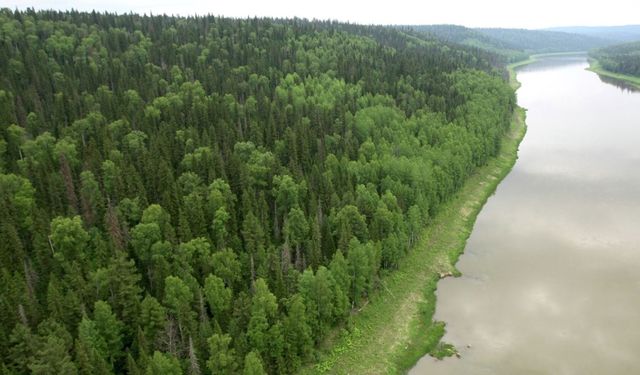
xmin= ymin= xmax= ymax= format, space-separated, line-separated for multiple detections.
xmin=145 ymin=352 xmax=182 ymax=375
xmin=0 ymin=9 xmax=516 ymax=373
xmin=206 ymin=333 xmax=236 ymax=375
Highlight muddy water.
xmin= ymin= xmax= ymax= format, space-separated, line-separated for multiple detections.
xmin=410 ymin=56 xmax=640 ymax=374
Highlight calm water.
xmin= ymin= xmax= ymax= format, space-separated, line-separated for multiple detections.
xmin=411 ymin=56 xmax=640 ymax=374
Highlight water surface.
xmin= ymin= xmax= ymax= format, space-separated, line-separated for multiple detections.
xmin=411 ymin=56 xmax=640 ymax=374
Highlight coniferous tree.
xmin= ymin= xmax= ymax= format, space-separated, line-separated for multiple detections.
xmin=0 ymin=9 xmax=516 ymax=373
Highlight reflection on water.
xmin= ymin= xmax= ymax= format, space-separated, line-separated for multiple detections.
xmin=410 ymin=56 xmax=640 ymax=374
xmin=596 ymin=73 xmax=640 ymax=93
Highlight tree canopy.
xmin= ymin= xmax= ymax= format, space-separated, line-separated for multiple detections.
xmin=0 ymin=8 xmax=516 ymax=374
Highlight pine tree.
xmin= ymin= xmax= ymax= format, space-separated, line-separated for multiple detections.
xmin=92 ymin=301 xmax=124 ymax=367
xmin=29 ymin=335 xmax=78 ymax=375
xmin=282 ymin=294 xmax=312 ymax=371
xmin=206 ymin=333 xmax=236 ymax=375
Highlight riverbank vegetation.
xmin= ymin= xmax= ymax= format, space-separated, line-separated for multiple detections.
xmin=303 ymin=105 xmax=526 ymax=375
xmin=0 ymin=8 xmax=520 ymax=375
xmin=589 ymin=41 xmax=640 ymax=89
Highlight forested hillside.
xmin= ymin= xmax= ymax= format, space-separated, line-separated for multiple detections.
xmin=591 ymin=41 xmax=640 ymax=76
xmin=548 ymin=25 xmax=640 ymax=43
xmin=0 ymin=8 xmax=515 ymax=374
xmin=406 ymin=25 xmax=614 ymax=60
xmin=477 ymin=28 xmax=611 ymax=53
xmin=407 ymin=25 xmax=528 ymax=62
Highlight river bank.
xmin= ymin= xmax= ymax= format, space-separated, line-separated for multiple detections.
xmin=301 ymin=73 xmax=528 ymax=374
xmin=587 ymin=59 xmax=640 ymax=90
xmin=411 ymin=54 xmax=640 ymax=375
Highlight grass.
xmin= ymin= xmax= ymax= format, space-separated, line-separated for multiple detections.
xmin=300 ymin=83 xmax=528 ymax=374
xmin=586 ymin=59 xmax=640 ymax=90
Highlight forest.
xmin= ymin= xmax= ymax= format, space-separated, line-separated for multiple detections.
xmin=548 ymin=25 xmax=640 ymax=44
xmin=590 ymin=41 xmax=640 ymax=77
xmin=475 ymin=28 xmax=610 ymax=53
xmin=407 ymin=25 xmax=528 ymax=62
xmin=0 ymin=8 xmax=516 ymax=374
xmin=406 ymin=25 xmax=618 ymax=63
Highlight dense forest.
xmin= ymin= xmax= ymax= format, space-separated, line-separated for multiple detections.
xmin=591 ymin=41 xmax=640 ymax=76
xmin=406 ymin=25 xmax=618 ymax=62
xmin=406 ymin=25 xmax=528 ymax=62
xmin=0 ymin=8 xmax=516 ymax=374
xmin=476 ymin=28 xmax=611 ymax=53
xmin=548 ymin=25 xmax=640 ymax=43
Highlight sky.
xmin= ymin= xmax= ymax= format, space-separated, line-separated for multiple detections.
xmin=1 ymin=0 xmax=639 ymax=29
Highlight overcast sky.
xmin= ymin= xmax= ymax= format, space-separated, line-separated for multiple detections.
xmin=1 ymin=0 xmax=639 ymax=29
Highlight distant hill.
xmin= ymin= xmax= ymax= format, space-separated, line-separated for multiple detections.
xmin=476 ymin=28 xmax=612 ymax=53
xmin=408 ymin=25 xmax=518 ymax=50
xmin=548 ymin=25 xmax=640 ymax=43
xmin=406 ymin=25 xmax=528 ymax=62
xmin=406 ymin=25 xmax=616 ymax=59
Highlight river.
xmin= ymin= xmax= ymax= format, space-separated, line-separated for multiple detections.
xmin=410 ymin=55 xmax=640 ymax=374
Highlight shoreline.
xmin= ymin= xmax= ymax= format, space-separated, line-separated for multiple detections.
xmin=301 ymin=66 xmax=529 ymax=374
xmin=586 ymin=59 xmax=640 ymax=90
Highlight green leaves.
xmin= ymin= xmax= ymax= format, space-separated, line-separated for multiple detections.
xmin=332 ymin=205 xmax=368 ymax=251
xmin=49 ymin=216 xmax=90 ymax=265
xmin=299 ymin=267 xmax=337 ymax=340
xmin=204 ymin=274 xmax=231 ymax=320
xmin=145 ymin=352 xmax=181 ymax=375
xmin=284 ymin=207 xmax=308 ymax=247
xmin=0 ymin=173 xmax=35 ymax=229
xmin=92 ymin=301 xmax=123 ymax=365
xmin=29 ymin=335 xmax=78 ymax=375
xmin=243 ymin=351 xmax=267 ymax=375
xmin=163 ymin=276 xmax=194 ymax=333
xmin=206 ymin=333 xmax=237 ymax=375
xmin=0 ymin=9 xmax=518 ymax=374
xmin=247 ymin=279 xmax=278 ymax=358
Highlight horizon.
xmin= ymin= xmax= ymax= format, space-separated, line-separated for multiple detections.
xmin=1 ymin=0 xmax=639 ymax=29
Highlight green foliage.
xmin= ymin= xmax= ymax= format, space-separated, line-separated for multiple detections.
xmin=476 ymin=28 xmax=610 ymax=53
xmin=163 ymin=276 xmax=194 ymax=333
xmin=243 ymin=351 xmax=267 ymax=375
xmin=206 ymin=333 xmax=237 ymax=375
xmin=429 ymin=340 xmax=458 ymax=360
xmin=77 ymin=317 xmax=108 ymax=363
xmin=299 ymin=267 xmax=336 ymax=340
xmin=204 ymin=274 xmax=232 ymax=320
xmin=591 ymin=41 xmax=640 ymax=77
xmin=0 ymin=9 xmax=517 ymax=374
xmin=92 ymin=301 xmax=123 ymax=366
xmin=406 ymin=24 xmax=528 ymax=63
xmin=0 ymin=173 xmax=35 ymax=229
xmin=145 ymin=351 xmax=182 ymax=375
xmin=50 ymin=216 xmax=90 ymax=265
xmin=347 ymin=239 xmax=374 ymax=306
xmin=29 ymin=334 xmax=78 ymax=374
xmin=139 ymin=295 xmax=166 ymax=347
xmin=282 ymin=294 xmax=313 ymax=370
xmin=7 ymin=324 xmax=34 ymax=373
xmin=247 ymin=279 xmax=278 ymax=358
